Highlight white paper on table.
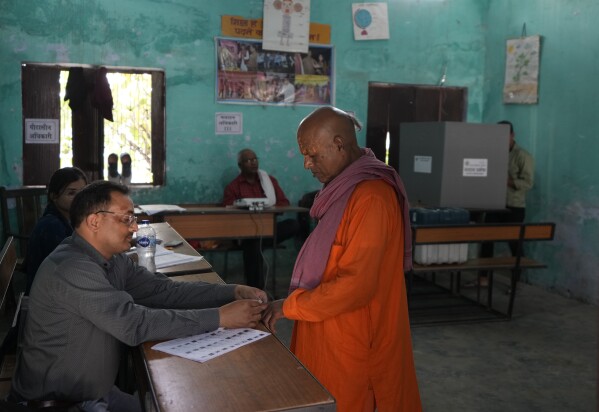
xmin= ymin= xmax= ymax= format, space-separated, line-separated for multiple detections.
xmin=155 ymin=252 xmax=204 ymax=269
xmin=154 ymin=244 xmax=174 ymax=257
xmin=138 ymin=204 xmax=187 ymax=215
xmin=152 ymin=328 xmax=270 ymax=363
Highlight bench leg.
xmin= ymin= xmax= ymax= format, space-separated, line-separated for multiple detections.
xmin=487 ymin=271 xmax=494 ymax=310
xmin=506 ymin=269 xmax=520 ymax=318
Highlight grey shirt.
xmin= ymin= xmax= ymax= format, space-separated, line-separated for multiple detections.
xmin=12 ymin=231 xmax=237 ymax=401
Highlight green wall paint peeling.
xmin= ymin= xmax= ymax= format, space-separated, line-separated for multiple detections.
xmin=484 ymin=0 xmax=599 ymax=304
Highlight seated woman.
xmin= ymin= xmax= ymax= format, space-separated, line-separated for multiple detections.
xmin=25 ymin=167 xmax=88 ymax=294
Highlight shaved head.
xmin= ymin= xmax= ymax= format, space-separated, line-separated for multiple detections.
xmin=296 ymin=107 xmax=363 ymax=184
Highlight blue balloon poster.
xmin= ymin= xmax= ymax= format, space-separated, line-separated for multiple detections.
xmin=352 ymin=3 xmax=389 ymax=41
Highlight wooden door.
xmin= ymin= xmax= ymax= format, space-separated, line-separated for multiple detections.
xmin=366 ymin=82 xmax=468 ymax=172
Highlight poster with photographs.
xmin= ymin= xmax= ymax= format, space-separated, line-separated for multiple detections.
xmin=216 ymin=37 xmax=334 ymax=106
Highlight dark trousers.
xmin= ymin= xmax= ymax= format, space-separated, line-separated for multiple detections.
xmin=480 ymin=207 xmax=525 ymax=279
xmin=242 ymin=218 xmax=300 ymax=288
xmin=480 ymin=207 xmax=526 ymax=258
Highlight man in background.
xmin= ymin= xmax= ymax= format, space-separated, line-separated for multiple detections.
xmin=263 ymin=107 xmax=422 ymax=411
xmin=476 ymin=120 xmax=535 ymax=287
xmin=223 ymin=148 xmax=299 ymax=289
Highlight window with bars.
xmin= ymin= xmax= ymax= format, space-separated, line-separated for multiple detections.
xmin=22 ymin=63 xmax=165 ymax=186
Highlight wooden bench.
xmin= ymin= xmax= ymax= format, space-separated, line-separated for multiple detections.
xmin=408 ymin=222 xmax=556 ymax=325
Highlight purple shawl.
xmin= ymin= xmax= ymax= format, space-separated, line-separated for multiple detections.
xmin=289 ymin=148 xmax=412 ymax=293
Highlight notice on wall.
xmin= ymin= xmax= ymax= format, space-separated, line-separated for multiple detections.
xmin=462 ymin=158 xmax=488 ymax=177
xmin=215 ymin=112 xmax=243 ymax=135
xmin=413 ymin=155 xmax=432 ymax=174
xmin=25 ymin=118 xmax=59 ymax=144
xmin=263 ymin=0 xmax=311 ymax=53
xmin=221 ymin=15 xmax=330 ymax=44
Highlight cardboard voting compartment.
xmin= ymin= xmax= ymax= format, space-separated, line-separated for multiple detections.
xmin=399 ymin=122 xmax=509 ymax=209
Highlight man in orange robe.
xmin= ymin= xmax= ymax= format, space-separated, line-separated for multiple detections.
xmin=264 ymin=107 xmax=422 ymax=411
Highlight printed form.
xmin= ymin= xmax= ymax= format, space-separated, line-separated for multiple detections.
xmin=152 ymin=328 xmax=270 ymax=362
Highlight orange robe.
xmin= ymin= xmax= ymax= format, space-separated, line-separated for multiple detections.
xmin=284 ymin=180 xmax=422 ymax=411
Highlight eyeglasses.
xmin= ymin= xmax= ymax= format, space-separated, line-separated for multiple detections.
xmin=241 ymin=157 xmax=259 ymax=164
xmin=96 ymin=210 xmax=138 ymax=227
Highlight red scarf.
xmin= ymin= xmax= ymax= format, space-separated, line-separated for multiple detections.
xmin=289 ymin=148 xmax=412 ymax=293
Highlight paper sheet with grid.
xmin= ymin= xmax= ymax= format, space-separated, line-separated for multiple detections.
xmin=152 ymin=328 xmax=270 ymax=362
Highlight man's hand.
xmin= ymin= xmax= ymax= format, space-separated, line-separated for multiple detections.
xmin=219 ymin=300 xmax=267 ymax=329
xmin=234 ymin=285 xmax=268 ymax=304
xmin=262 ymin=299 xmax=286 ymax=333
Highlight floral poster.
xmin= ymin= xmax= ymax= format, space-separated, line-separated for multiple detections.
xmin=503 ymin=35 xmax=541 ymax=104
xmin=215 ymin=37 xmax=334 ymax=106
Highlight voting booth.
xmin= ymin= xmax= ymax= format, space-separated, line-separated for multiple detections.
xmin=399 ymin=122 xmax=509 ymax=210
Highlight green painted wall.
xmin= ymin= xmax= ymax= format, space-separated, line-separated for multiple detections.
xmin=0 ymin=0 xmax=487 ymax=201
xmin=1 ymin=0 xmax=596 ymax=303
xmin=482 ymin=0 xmax=599 ymax=303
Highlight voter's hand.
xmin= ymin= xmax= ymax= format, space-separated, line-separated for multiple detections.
xmin=262 ymin=299 xmax=285 ymax=333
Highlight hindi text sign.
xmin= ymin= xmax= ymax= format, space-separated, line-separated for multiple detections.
xmin=25 ymin=119 xmax=59 ymax=144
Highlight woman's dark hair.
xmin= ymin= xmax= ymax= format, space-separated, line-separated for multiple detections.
xmin=47 ymin=167 xmax=88 ymax=203
xmin=70 ymin=181 xmax=129 ymax=228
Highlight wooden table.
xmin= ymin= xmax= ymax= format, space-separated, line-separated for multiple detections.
xmin=136 ymin=272 xmax=335 ymax=412
xmin=151 ymin=222 xmax=213 ymax=276
xmin=146 ymin=206 xmax=308 ymax=293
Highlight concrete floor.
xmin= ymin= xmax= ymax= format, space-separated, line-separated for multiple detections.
xmin=6 ymin=242 xmax=595 ymax=411
xmin=213 ymin=243 xmax=597 ymax=412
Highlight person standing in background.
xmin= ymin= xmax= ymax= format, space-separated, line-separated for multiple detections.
xmin=263 ymin=107 xmax=422 ymax=411
xmin=476 ymin=120 xmax=535 ymax=287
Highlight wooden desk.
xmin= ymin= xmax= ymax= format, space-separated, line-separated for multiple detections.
xmin=136 ymin=271 xmax=335 ymax=412
xmin=149 ymin=206 xmax=308 ymax=293
xmin=151 ymin=222 xmax=213 ymax=276
xmin=159 ymin=206 xmax=307 ymax=240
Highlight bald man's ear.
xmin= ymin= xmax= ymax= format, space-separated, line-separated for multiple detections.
xmin=333 ymin=135 xmax=344 ymax=151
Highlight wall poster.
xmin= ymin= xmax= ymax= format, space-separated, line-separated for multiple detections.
xmin=503 ymin=35 xmax=541 ymax=104
xmin=263 ymin=0 xmax=311 ymax=53
xmin=352 ymin=3 xmax=390 ymax=41
xmin=216 ymin=37 xmax=334 ymax=106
